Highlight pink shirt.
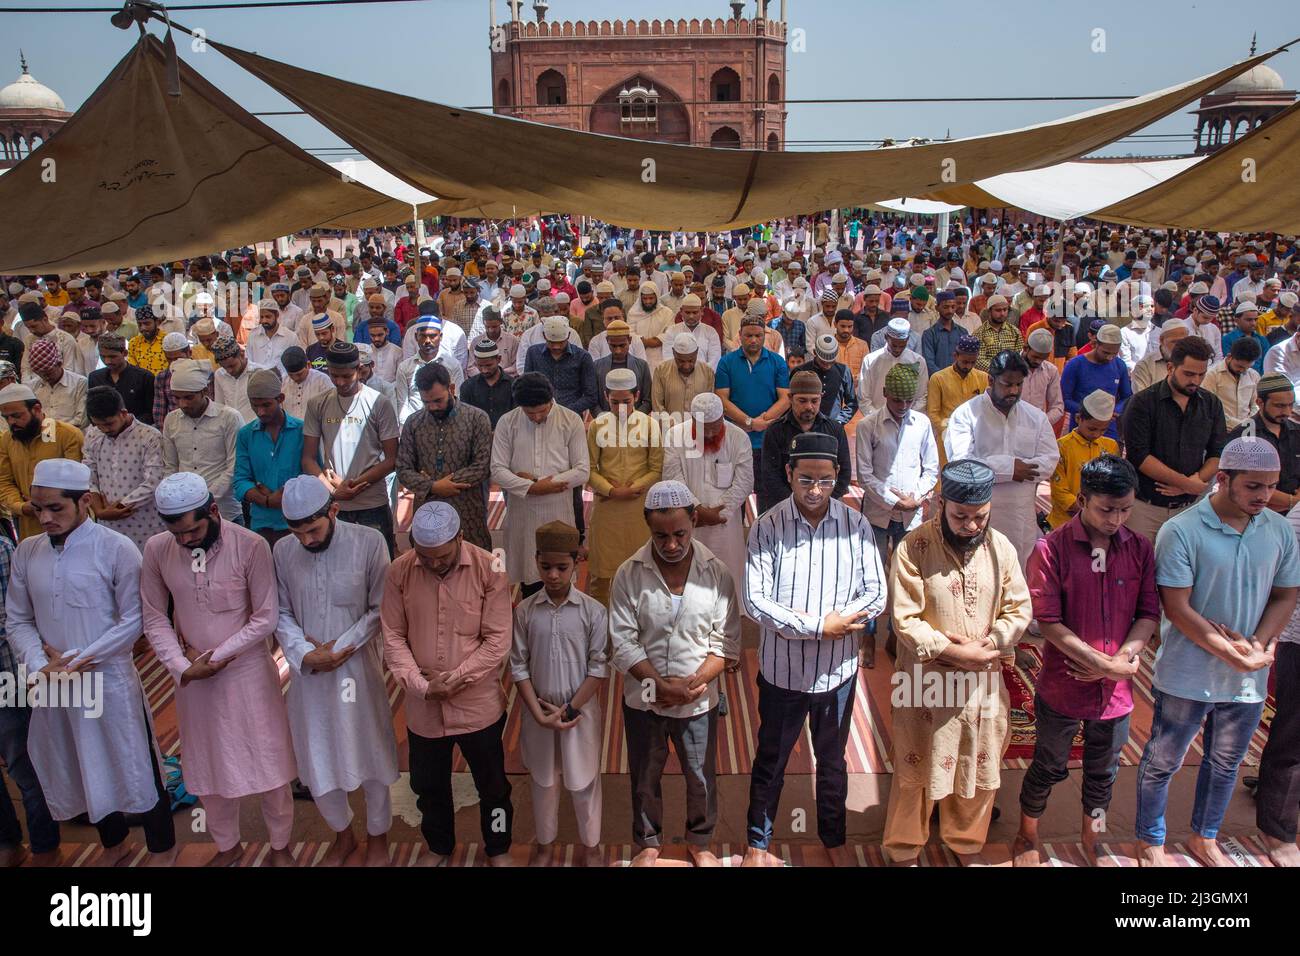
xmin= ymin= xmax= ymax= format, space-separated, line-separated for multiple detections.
xmin=140 ymin=522 xmax=296 ymax=797
xmin=381 ymin=543 xmax=511 ymax=738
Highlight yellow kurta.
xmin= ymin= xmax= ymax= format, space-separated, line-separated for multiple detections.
xmin=650 ymin=361 xmax=715 ymax=416
xmin=586 ymin=411 xmax=664 ymax=580
xmin=926 ymin=366 xmax=988 ymax=466
xmin=0 ymin=418 xmax=85 ymax=538
xmin=889 ymin=517 xmax=1031 ymax=800
xmin=1047 ymin=429 xmax=1119 ymax=529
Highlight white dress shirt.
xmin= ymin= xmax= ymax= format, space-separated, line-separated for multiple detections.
xmin=245 ymin=324 xmax=297 ymax=370
xmin=855 ymin=405 xmax=939 ymax=531
xmin=27 ymin=369 xmax=87 ymax=429
xmin=213 ymin=361 xmax=266 ymax=424
xmin=665 ymin=321 xmax=723 ymax=368
xmin=586 ymin=330 xmax=646 ymax=365
xmin=280 ymin=368 xmax=334 ymax=421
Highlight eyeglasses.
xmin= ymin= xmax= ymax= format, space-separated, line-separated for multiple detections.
xmin=794 ymin=476 xmax=836 ymax=490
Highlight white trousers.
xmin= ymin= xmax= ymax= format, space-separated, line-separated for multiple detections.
xmin=531 ymin=775 xmax=602 ymax=847
xmin=313 ymin=780 xmax=393 ymax=836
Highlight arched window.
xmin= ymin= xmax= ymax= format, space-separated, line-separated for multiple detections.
xmin=537 ymin=69 xmax=567 ymax=106
xmin=618 ymin=79 xmax=659 ymax=128
xmin=710 ymin=67 xmax=741 ymax=102
xmin=767 ymin=73 xmax=780 ymax=104
xmin=496 ymin=78 xmax=511 ymax=108
xmin=711 ymin=125 xmax=741 ymax=148
xmin=1233 ymin=117 xmax=1249 ymax=141
xmin=766 ymin=131 xmax=780 ymax=151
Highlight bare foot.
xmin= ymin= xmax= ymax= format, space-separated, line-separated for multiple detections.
xmin=266 ymin=846 xmax=296 ymax=867
xmin=825 ymin=844 xmax=857 ymax=867
xmin=100 ymin=841 xmax=141 ymax=867
xmin=529 ymin=843 xmax=555 ymax=867
xmin=206 ymin=846 xmax=244 ymax=868
xmin=1261 ymin=835 xmax=1300 ymax=867
xmin=364 ymin=834 xmax=390 ymax=867
xmin=954 ymin=850 xmax=992 ymax=867
xmin=574 ymin=844 xmax=601 ymax=868
xmin=1137 ymin=842 xmax=1171 ymax=867
xmin=487 ymin=851 xmax=516 ymax=867
xmin=1187 ymin=835 xmax=1230 ymax=868
xmin=30 ymin=848 xmax=63 ymax=867
xmin=413 ymin=850 xmax=448 ymax=867
xmin=0 ymin=845 xmax=30 ymax=868
xmin=860 ymin=633 xmax=876 ymax=669
xmin=688 ymin=845 xmax=722 ymax=867
xmin=740 ymin=847 xmax=783 ymax=867
xmin=630 ymin=847 xmax=661 ymax=868
xmin=1011 ymin=834 xmax=1042 ymax=867
xmin=143 ymin=846 xmax=181 ymax=867
xmin=317 ymin=827 xmax=357 ymax=867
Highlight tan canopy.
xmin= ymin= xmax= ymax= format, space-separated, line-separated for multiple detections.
xmin=0 ymin=37 xmax=417 ymax=275
xmin=215 ymin=39 xmax=1279 ymax=231
xmin=1090 ymin=101 xmax=1300 ymax=232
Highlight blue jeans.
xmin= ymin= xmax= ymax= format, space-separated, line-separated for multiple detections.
xmin=1135 ymin=689 xmax=1264 ymax=845
xmin=0 ymin=701 xmax=60 ymax=854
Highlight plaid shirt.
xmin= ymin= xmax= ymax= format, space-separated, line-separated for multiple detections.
xmin=974 ymin=318 xmax=1026 ymax=371
xmin=154 ymin=367 xmax=213 ymax=423
xmin=0 ymin=533 xmax=15 ymax=677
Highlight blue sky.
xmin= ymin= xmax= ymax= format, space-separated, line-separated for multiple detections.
xmin=3 ymin=0 xmax=1296 ymax=157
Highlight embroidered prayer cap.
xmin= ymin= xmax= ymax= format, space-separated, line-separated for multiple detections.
xmin=644 ymin=479 xmax=698 ymax=511
xmin=0 ymin=361 xmax=17 ymax=382
xmin=789 ymin=370 xmax=822 ymax=396
xmin=310 ymin=313 xmax=333 ymax=331
xmin=1219 ymin=436 xmax=1281 ymax=472
xmin=1195 ymin=295 xmax=1221 ymax=315
xmin=986 ymin=294 xmax=1008 ymax=308
xmin=682 ymin=293 xmax=702 ymax=308
xmin=1235 ymin=300 xmax=1260 ymax=315
xmin=535 ymin=520 xmax=581 ymax=553
xmin=691 ymin=391 xmax=724 ymax=423
xmin=595 ymin=280 xmax=615 ymax=294
xmin=1026 ymin=328 xmax=1054 ymax=354
xmin=885 ymin=317 xmax=911 ymax=340
xmin=1081 ymin=388 xmax=1116 ymax=420
xmin=604 ymin=319 xmax=632 ymax=337
xmin=32 ymin=458 xmax=90 ymax=492
xmin=355 ymin=343 xmax=374 ymax=365
xmin=169 ymin=359 xmax=211 ymax=393
xmin=246 ymin=368 xmax=283 ymax=400
xmin=473 ymin=337 xmax=500 ymax=359
xmin=542 ymin=316 xmax=570 ymax=342
xmin=940 ymin=459 xmax=995 ymax=505
xmin=732 ymin=283 xmax=751 ymax=297
xmin=1096 ymin=324 xmax=1122 ymax=346
xmin=281 ymin=346 xmax=308 ymax=373
xmin=98 ymin=333 xmax=127 ymax=353
xmin=154 ymin=472 xmax=211 ymax=515
xmin=211 ymin=335 xmax=242 ymax=362
xmin=813 ymin=333 xmax=838 ymax=361
xmin=605 ymin=367 xmax=638 ymax=392
xmin=883 ymin=362 xmax=920 ymax=400
xmin=259 ymin=298 xmax=281 ymax=314
xmin=672 ymin=332 xmax=699 ymax=355
xmin=909 ymin=286 xmax=929 ymax=301
xmin=411 ymin=501 xmax=461 ymax=547
xmin=0 ymin=383 xmax=36 ymax=404
xmin=508 ymin=283 xmax=527 ymax=298
xmin=788 ymin=430 xmax=839 ymax=462
xmin=819 ymin=286 xmax=840 ymax=302
xmin=935 ymin=290 xmax=956 ymax=303
xmin=411 ymin=315 xmax=443 ymax=333
xmin=1257 ymin=373 xmax=1294 ymax=396
xmin=326 ymin=341 xmax=360 ymax=367
xmin=27 ymin=338 xmax=62 ymax=374
xmin=100 ymin=302 xmax=120 ymax=316
xmin=191 ymin=317 xmax=216 ymax=336
xmin=280 ymin=474 xmax=331 ymax=522
xmin=1158 ymin=319 xmax=1189 ymax=339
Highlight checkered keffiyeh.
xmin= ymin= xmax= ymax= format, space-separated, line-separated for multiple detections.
xmin=27 ymin=337 xmax=62 ymax=375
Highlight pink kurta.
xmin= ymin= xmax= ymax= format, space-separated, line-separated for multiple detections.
xmin=140 ymin=523 xmax=297 ymax=798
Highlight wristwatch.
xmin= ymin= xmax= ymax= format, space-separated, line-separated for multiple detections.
xmin=744 ymin=416 xmax=753 ymax=428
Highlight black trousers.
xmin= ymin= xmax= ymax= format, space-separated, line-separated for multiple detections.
xmin=571 ymin=486 xmax=586 ymax=540
xmin=1018 ymin=693 xmax=1129 ymax=818
xmin=338 ymin=504 xmax=396 ymax=558
xmin=408 ymin=713 xmax=512 ymax=857
xmin=93 ymin=705 xmax=176 ymax=854
xmin=519 ymin=581 xmax=544 ymax=599
xmin=1258 ymin=642 xmax=1300 ymax=842
xmin=746 ymin=673 xmax=856 ymax=849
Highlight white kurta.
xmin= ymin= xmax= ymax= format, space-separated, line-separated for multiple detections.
xmin=509 ymin=587 xmax=608 ymax=790
xmin=489 ymin=404 xmax=590 ymax=585
xmin=626 ymin=303 xmax=675 ymax=366
xmin=945 ymin=391 xmax=1060 ymax=570
xmin=665 ymin=322 xmax=723 ymax=368
xmin=272 ymin=520 xmax=399 ymax=797
xmin=5 ymin=521 xmax=159 ymax=821
xmin=83 ymin=417 xmax=167 ymax=552
xmin=857 ymin=347 xmax=929 ymax=411
xmin=660 ymin=418 xmax=754 ymax=581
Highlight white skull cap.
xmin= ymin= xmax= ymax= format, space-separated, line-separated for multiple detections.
xmin=644 ymin=479 xmax=698 ymax=510
xmin=411 ymin=501 xmax=461 ymax=547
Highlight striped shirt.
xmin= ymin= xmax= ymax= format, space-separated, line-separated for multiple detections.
xmin=744 ymin=495 xmax=886 ymax=693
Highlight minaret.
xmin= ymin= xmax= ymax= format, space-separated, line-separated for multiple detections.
xmin=533 ymin=1 xmax=548 ymax=21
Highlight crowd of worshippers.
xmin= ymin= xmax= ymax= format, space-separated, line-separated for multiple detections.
xmin=0 ymin=217 xmax=1298 ymax=869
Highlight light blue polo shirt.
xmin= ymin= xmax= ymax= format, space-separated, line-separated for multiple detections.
xmin=715 ymin=347 xmax=790 ymax=449
xmin=1153 ymin=495 xmax=1300 ymax=703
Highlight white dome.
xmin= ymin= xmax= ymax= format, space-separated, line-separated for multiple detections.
xmin=1214 ymin=64 xmax=1285 ymax=95
xmin=0 ymin=70 xmax=65 ymax=111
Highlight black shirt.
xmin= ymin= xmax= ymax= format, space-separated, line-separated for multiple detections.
xmin=0 ymin=333 xmax=23 ymax=370
xmin=460 ymin=371 xmax=516 ymax=429
xmin=1121 ymin=379 xmax=1228 ymax=506
xmin=755 ymin=411 xmax=852 ymax=515
xmin=794 ymin=359 xmax=857 ymax=425
xmin=1266 ymin=324 xmax=1295 ymax=347
xmin=1228 ymin=413 xmax=1300 ymax=496
xmin=88 ymin=363 xmax=156 ymax=426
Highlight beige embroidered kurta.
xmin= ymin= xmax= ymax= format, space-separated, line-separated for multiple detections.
xmin=585 ymin=410 xmax=663 ymax=580
xmin=888 ymin=518 xmax=1031 ymax=800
